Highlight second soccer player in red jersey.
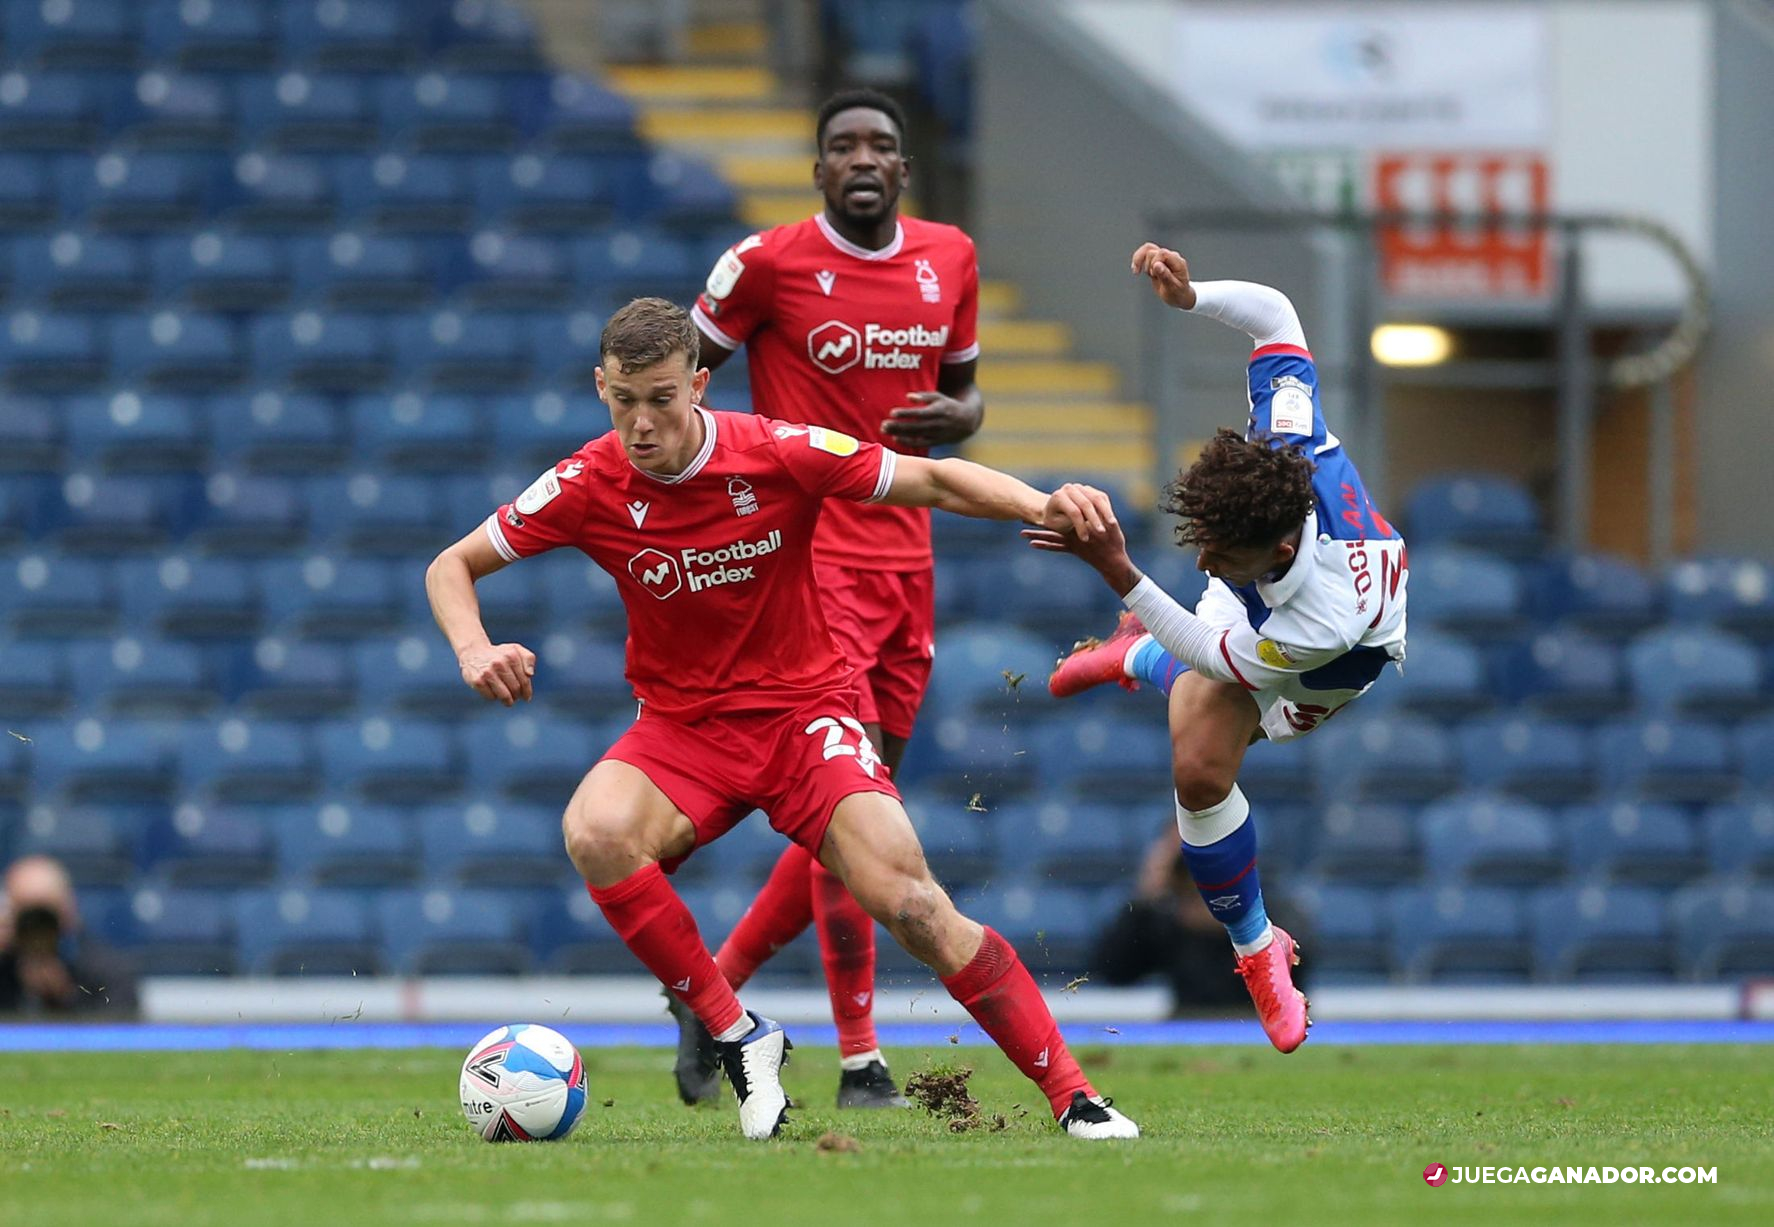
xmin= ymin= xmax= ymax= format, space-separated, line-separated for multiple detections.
xmin=425 ymin=298 xmax=1136 ymax=1142
xmin=679 ymin=89 xmax=985 ymax=1108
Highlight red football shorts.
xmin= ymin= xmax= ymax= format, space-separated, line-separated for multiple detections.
xmin=816 ymin=562 xmax=935 ymax=740
xmin=601 ymin=691 xmax=901 ymax=871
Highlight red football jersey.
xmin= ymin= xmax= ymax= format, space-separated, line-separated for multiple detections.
xmin=691 ymin=213 xmax=979 ymax=572
xmin=484 ymin=409 xmax=897 ymax=720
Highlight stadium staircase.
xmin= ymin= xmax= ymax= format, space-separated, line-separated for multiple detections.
xmin=587 ymin=0 xmax=1160 ymax=502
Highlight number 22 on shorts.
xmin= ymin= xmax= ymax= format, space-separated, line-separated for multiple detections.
xmin=804 ymin=716 xmax=881 ymax=778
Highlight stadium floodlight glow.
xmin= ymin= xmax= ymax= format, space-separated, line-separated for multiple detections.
xmin=1370 ymin=324 xmax=1452 ymax=367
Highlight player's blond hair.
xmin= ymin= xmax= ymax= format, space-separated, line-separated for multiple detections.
xmin=601 ymin=297 xmax=700 ymax=372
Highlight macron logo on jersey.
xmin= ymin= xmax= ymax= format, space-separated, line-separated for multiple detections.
xmin=626 ymin=500 xmax=649 ymax=528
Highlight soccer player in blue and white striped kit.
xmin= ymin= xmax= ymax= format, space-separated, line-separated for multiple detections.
xmin=1029 ymin=244 xmax=1408 ymax=1051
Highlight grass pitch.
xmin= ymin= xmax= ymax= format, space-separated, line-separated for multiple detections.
xmin=2 ymin=1042 xmax=1768 ymax=1226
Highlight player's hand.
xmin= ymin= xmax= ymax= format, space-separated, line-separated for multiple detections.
xmin=458 ymin=642 xmax=536 ymax=706
xmin=882 ymin=391 xmax=982 ymax=448
xmin=1039 ymin=482 xmax=1115 ymax=541
xmin=1131 ymin=242 xmax=1197 ymax=310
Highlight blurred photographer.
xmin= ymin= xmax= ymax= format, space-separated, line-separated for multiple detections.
xmin=0 ymin=855 xmax=139 ymax=1018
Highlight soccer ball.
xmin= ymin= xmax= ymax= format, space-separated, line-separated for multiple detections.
xmin=459 ymin=1024 xmax=588 ymax=1142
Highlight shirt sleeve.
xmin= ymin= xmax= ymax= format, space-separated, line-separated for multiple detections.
xmin=764 ymin=419 xmax=897 ymax=504
xmin=691 ymin=231 xmax=775 ymax=352
xmin=1186 ymin=280 xmax=1324 ymax=450
xmin=1123 ymin=577 xmax=1346 ymax=691
xmin=484 ymin=457 xmax=593 ymax=561
xmin=941 ymin=237 xmax=980 ymax=364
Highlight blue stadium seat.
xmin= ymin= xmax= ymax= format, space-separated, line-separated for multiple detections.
xmin=1389 ymin=885 xmax=1530 ymax=981
xmin=231 ymin=638 xmax=356 ymax=717
xmin=910 ymin=1 xmax=974 ymax=137
xmin=528 ymin=881 xmax=625 ymax=973
xmin=569 ymin=227 xmax=698 ymax=298
xmin=1235 ymin=733 xmax=1312 ymax=803
xmin=332 ymin=151 xmax=472 ymax=231
xmin=1292 ymin=880 xmax=1389 ymax=980
xmin=1529 ymin=552 xmax=1661 ymax=638
xmin=351 ymin=634 xmax=477 ymax=719
xmin=234 ymin=71 xmax=374 ymax=151
xmin=129 ymin=886 xmax=237 ymax=974
xmin=470 ymin=151 xmax=613 ymax=232
xmin=1363 ymin=629 xmax=1488 ymax=719
xmin=55 ymin=149 xmax=216 ymax=230
xmin=282 ymin=0 xmax=413 ymax=68
xmin=1737 ymin=717 xmax=1774 ymax=791
xmin=11 ymin=230 xmax=146 ymax=307
xmin=961 ymin=552 xmax=1124 ymax=640
xmin=303 ymin=473 xmax=440 ymax=554
xmin=0 ymin=307 xmax=103 ymax=388
xmin=1626 ymin=626 xmax=1764 ymax=715
xmin=1456 ymin=716 xmax=1593 ymax=803
xmin=1308 ymin=801 xmax=1419 ymax=885
xmin=31 ymin=716 xmax=173 ymax=800
xmin=679 ymin=806 xmax=789 ymax=883
xmin=1 ymin=552 xmax=115 ymax=635
xmin=0 ymin=69 xmax=112 ymax=151
xmin=0 ymin=397 xmax=61 ymax=471
xmin=109 ymin=310 xmax=240 ymax=388
xmin=13 ymin=801 xmax=137 ymax=886
xmin=0 ymin=639 xmax=66 ymax=715
xmin=378 ymin=73 xmax=514 ymax=151
xmin=388 ymin=308 xmax=528 ymax=388
xmin=186 ymin=471 xmax=309 ymax=552
xmin=988 ymin=799 xmax=1136 ymax=886
xmin=643 ymin=152 xmax=737 ymax=228
xmin=257 ymin=554 xmax=402 ymax=638
xmin=417 ymin=798 xmax=563 ymax=887
xmin=315 ymin=716 xmax=460 ymax=803
xmin=375 ymin=886 xmax=532 ymax=975
xmin=348 ymin=390 xmax=487 ymax=471
xmin=463 ymin=713 xmax=599 ymax=803
xmin=526 ymin=308 xmax=613 ymax=388
xmin=65 ymin=390 xmax=203 ymax=472
xmin=1402 ymin=547 xmax=1525 ymax=638
xmin=1031 ymin=716 xmax=1172 ymax=801
xmin=488 ymin=388 xmax=607 ymax=468
xmin=1306 ymin=716 xmax=1458 ymax=803
xmin=146 ymin=801 xmax=275 ymax=887
xmin=424 ymin=0 xmax=540 ymax=67
xmin=896 ymin=715 xmax=1030 ymax=802
xmin=234 ymin=886 xmax=381 ymax=976
xmin=148 ymin=231 xmax=289 ymax=310
xmin=529 ymin=632 xmax=633 ymax=716
xmin=1563 ymin=800 xmax=1705 ymax=886
xmin=447 ymin=232 xmax=572 ymax=306
xmin=217 ymin=150 xmax=336 ymax=229
xmin=1405 ymin=474 xmax=1542 ymax=555
xmin=5 ymin=0 xmax=135 ymax=68
xmin=271 ymin=799 xmax=418 ymax=888
xmin=207 ymin=390 xmax=345 ymax=473
xmin=1670 ymin=882 xmax=1774 ymax=979
xmin=0 ymin=153 xmax=55 ymax=226
xmin=67 ymin=635 xmax=210 ymax=716
xmin=178 ymin=717 xmax=312 ymax=802
xmin=0 ymin=736 xmax=25 ymax=802
xmin=960 ymin=878 xmax=1101 ymax=965
xmin=37 ymin=471 xmax=186 ymax=553
xmin=1492 ymin=630 xmax=1629 ymax=719
xmin=286 ymin=231 xmax=436 ymax=308
xmin=1703 ymin=798 xmax=1774 ymax=879
xmin=922 ymin=620 xmax=1061 ymax=722
xmin=1421 ymin=792 xmax=1562 ymax=884
xmin=517 ymin=75 xmax=637 ymax=151
xmin=674 ymin=882 xmax=758 ymax=951
xmin=141 ymin=0 xmax=277 ymax=71
xmin=116 ymin=69 xmax=234 ymax=150
xmin=901 ymin=788 xmax=995 ymax=888
xmin=249 ymin=309 xmax=389 ymax=389
xmin=1665 ymin=557 xmax=1774 ymax=643
xmin=1593 ymin=719 xmax=1737 ymax=804
xmin=1530 ymin=884 xmax=1673 ymax=982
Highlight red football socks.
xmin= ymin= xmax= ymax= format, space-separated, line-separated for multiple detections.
xmin=587 ymin=864 xmax=745 ymax=1037
xmin=941 ymin=926 xmax=1093 ymax=1117
xmin=714 ymin=843 xmax=815 ymax=990
xmin=810 ymin=858 xmax=880 ymax=1058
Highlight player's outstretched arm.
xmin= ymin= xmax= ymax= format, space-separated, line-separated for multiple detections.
xmin=1131 ymin=243 xmax=1306 ymax=349
xmin=881 ymin=456 xmax=1110 ymax=539
xmin=424 ymin=528 xmax=537 ymax=706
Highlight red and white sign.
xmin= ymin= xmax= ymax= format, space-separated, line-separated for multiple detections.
xmin=1373 ymin=152 xmax=1551 ymax=297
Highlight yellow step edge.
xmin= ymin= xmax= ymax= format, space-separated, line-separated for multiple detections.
xmin=985 ymin=402 xmax=1151 ymax=433
xmin=977 ymin=281 xmax=1021 ymax=315
xmin=686 ymin=22 xmax=770 ymax=60
xmin=605 ymin=66 xmax=778 ymax=103
xmin=638 ymin=108 xmax=809 ymax=144
xmin=976 ymin=318 xmax=1072 ymax=355
xmin=977 ymin=360 xmax=1121 ymax=397
xmin=719 ymin=153 xmax=814 ymax=190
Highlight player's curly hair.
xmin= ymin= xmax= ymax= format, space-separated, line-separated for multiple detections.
xmin=816 ymin=88 xmax=908 ymax=151
xmin=1163 ymin=428 xmax=1316 ymax=549
xmin=601 ymin=297 xmax=699 ymax=371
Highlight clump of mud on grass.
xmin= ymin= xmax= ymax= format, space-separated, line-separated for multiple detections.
xmin=904 ymin=1066 xmax=1007 ymax=1133
xmin=816 ymin=1131 xmax=862 ymax=1153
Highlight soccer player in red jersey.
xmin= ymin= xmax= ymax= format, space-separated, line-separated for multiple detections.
xmin=679 ymin=89 xmax=984 ymax=1108
xmin=425 ymin=298 xmax=1137 ymax=1142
